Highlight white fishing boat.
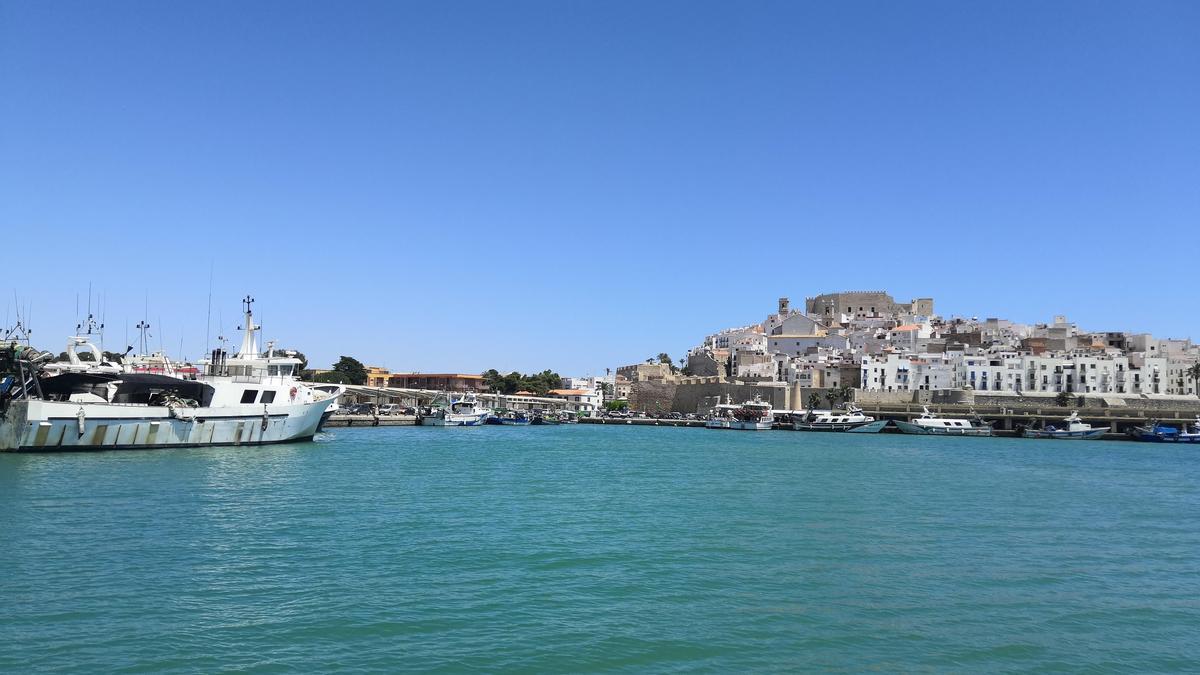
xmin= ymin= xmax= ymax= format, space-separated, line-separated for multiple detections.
xmin=705 ymin=395 xmax=738 ymax=429
xmin=419 ymin=393 xmax=491 ymax=426
xmin=793 ymin=405 xmax=876 ymax=432
xmin=1022 ymin=411 xmax=1108 ymax=440
xmin=894 ymin=406 xmax=993 ymax=436
xmin=0 ymin=297 xmax=340 ymax=451
xmin=730 ymin=396 xmax=774 ymax=431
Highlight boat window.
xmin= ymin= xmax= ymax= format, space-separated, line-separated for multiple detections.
xmin=240 ymin=389 xmax=258 ymax=404
xmin=280 ymin=365 xmax=293 ymax=376
xmin=260 ymin=390 xmax=277 ymax=404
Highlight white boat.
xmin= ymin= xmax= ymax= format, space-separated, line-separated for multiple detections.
xmin=1022 ymin=411 xmax=1108 ymax=440
xmin=729 ymin=396 xmax=774 ymax=431
xmin=0 ymin=297 xmax=340 ymax=451
xmin=705 ymin=396 xmax=738 ymax=429
xmin=894 ymin=406 xmax=993 ymax=436
xmin=793 ymin=405 xmax=876 ymax=432
xmin=419 ymin=393 xmax=491 ymax=426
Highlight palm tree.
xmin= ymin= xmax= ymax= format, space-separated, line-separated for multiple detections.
xmin=806 ymin=392 xmax=822 ymax=411
xmin=1188 ymin=363 xmax=1200 ymax=396
xmin=825 ymin=390 xmax=841 ymax=408
xmin=838 ymin=385 xmax=855 ymax=406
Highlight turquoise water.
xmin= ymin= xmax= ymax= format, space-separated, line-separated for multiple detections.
xmin=2 ymin=426 xmax=1198 ymax=672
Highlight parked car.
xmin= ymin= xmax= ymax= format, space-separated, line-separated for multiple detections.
xmin=378 ymin=404 xmax=401 ymax=415
xmin=346 ymin=403 xmax=376 ymax=415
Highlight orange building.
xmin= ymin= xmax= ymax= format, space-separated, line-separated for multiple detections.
xmin=365 ymin=366 xmax=391 ymax=388
xmin=386 ymin=373 xmax=486 ymax=392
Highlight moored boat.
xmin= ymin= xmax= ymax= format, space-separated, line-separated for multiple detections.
xmin=1021 ymin=411 xmax=1108 ymax=440
xmin=705 ymin=396 xmax=738 ymax=429
xmin=488 ymin=410 xmax=531 ymax=426
xmin=1 ymin=297 xmax=339 ymax=451
xmin=1127 ymin=416 xmax=1200 ymax=443
xmin=793 ymin=405 xmax=876 ymax=432
xmin=419 ymin=393 xmax=491 ymax=426
xmin=730 ymin=396 xmax=773 ymax=431
xmin=894 ymin=406 xmax=993 ymax=436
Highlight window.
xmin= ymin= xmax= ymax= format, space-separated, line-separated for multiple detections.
xmin=241 ymin=389 xmax=258 ymax=404
xmin=260 ymin=391 xmax=277 ymax=404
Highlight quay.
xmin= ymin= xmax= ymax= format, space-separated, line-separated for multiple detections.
xmin=324 ymin=414 xmax=417 ymax=427
xmin=327 ymin=404 xmax=1194 ymax=440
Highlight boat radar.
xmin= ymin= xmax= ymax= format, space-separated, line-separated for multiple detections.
xmin=236 ymin=295 xmax=260 ymax=359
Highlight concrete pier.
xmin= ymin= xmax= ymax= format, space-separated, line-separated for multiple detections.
xmin=323 ymin=414 xmax=418 ymax=427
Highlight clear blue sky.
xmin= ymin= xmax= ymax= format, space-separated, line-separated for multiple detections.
xmin=2 ymin=1 xmax=1197 ymax=374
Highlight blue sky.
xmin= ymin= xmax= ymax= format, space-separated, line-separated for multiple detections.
xmin=2 ymin=1 xmax=1197 ymax=375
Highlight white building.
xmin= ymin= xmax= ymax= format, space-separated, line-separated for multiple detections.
xmin=548 ymin=388 xmax=602 ymax=413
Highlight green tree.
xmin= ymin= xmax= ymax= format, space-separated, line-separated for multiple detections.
xmin=314 ymin=371 xmax=351 ymax=384
xmin=332 ymin=356 xmax=368 ymax=385
xmin=1054 ymin=391 xmax=1072 ymax=407
xmin=481 ymin=369 xmax=563 ymax=395
xmin=482 ymin=369 xmax=504 ymax=392
xmin=824 ymin=389 xmax=841 ymax=408
xmin=838 ymin=385 xmax=855 ymax=406
xmin=806 ymin=392 xmax=822 ymax=411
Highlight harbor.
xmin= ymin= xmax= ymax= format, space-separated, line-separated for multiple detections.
xmin=5 ymin=1 xmax=1199 ymax=672
xmin=5 ymin=425 xmax=1199 ymax=672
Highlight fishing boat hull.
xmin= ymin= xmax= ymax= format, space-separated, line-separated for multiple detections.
xmin=729 ymin=420 xmax=773 ymax=431
xmin=793 ymin=420 xmax=873 ymax=432
xmin=1127 ymin=427 xmax=1200 ymax=443
xmin=0 ymin=398 xmax=331 ymax=452
xmin=1021 ymin=427 xmax=1108 ymax=440
xmin=420 ymin=412 xmax=490 ymax=427
xmin=705 ymin=420 xmax=730 ymax=430
xmin=893 ymin=420 xmax=993 ymax=437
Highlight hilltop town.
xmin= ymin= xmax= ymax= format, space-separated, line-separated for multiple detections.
xmin=607 ymin=290 xmax=1200 ymax=415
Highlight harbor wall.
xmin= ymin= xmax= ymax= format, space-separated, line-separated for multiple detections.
xmin=668 ymin=382 xmax=787 ymax=414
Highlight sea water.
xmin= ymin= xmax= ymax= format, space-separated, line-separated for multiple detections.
xmin=2 ymin=426 xmax=1198 ymax=672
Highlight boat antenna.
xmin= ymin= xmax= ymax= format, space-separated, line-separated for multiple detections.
xmin=205 ymin=261 xmax=213 ymax=353
xmin=99 ymin=291 xmax=106 ymax=352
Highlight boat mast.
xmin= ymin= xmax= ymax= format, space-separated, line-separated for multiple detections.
xmin=236 ymin=295 xmax=260 ymax=358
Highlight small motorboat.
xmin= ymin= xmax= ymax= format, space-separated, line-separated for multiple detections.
xmin=1022 ymin=411 xmax=1108 ymax=440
